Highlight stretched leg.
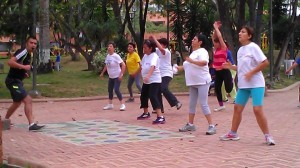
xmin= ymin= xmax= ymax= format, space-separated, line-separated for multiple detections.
xmin=5 ymin=101 xmax=21 ymax=119
xmin=231 ymin=104 xmax=245 ymax=132
xmin=134 ymin=73 xmax=142 ymax=93
xmin=253 ymin=106 xmax=270 ymax=134
xmin=161 ymin=76 xmax=178 ymax=107
xmin=127 ymin=75 xmax=135 ymax=98
xmin=22 ymin=95 xmax=34 ymax=124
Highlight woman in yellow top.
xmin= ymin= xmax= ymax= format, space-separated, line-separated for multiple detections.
xmin=125 ymin=42 xmax=142 ymax=102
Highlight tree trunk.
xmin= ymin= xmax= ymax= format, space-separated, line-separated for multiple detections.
xmin=38 ymin=0 xmax=51 ymax=73
xmin=274 ymin=16 xmax=300 ymax=76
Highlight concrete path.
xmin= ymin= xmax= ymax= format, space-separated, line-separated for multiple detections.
xmin=1 ymin=83 xmax=300 ymax=168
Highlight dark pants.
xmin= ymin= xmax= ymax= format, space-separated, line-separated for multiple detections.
xmin=140 ymin=83 xmax=162 ymax=110
xmin=108 ymin=78 xmax=123 ymax=101
xmin=215 ymin=69 xmax=233 ymax=102
xmin=159 ymin=76 xmax=178 ymax=111
xmin=127 ymin=73 xmax=142 ymax=97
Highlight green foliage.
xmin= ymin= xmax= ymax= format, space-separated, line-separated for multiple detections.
xmin=146 ymin=21 xmax=167 ymax=33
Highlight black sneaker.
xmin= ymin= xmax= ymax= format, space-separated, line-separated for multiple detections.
xmin=176 ymin=102 xmax=182 ymax=110
xmin=137 ymin=112 xmax=151 ymax=120
xmin=29 ymin=123 xmax=45 ymax=131
xmin=152 ymin=116 xmax=166 ymax=124
xmin=125 ymin=98 xmax=134 ymax=103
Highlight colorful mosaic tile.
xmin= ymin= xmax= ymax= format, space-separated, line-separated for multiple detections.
xmin=17 ymin=119 xmax=194 ymax=145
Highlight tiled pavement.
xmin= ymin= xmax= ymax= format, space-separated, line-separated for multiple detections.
xmin=1 ymin=82 xmax=300 ymax=168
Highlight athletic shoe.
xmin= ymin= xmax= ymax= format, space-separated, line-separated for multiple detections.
xmin=179 ymin=123 xmax=196 ymax=132
xmin=152 ymin=116 xmax=166 ymax=124
xmin=297 ymin=103 xmax=300 ymax=108
xmin=219 ymin=132 xmax=240 ymax=141
xmin=125 ymin=98 xmax=134 ymax=102
xmin=214 ymin=106 xmax=225 ymax=112
xmin=137 ymin=112 xmax=151 ymax=120
xmin=265 ymin=136 xmax=276 ymax=146
xmin=103 ymin=104 xmax=113 ymax=110
xmin=29 ymin=123 xmax=45 ymax=131
xmin=176 ymin=102 xmax=182 ymax=110
xmin=206 ymin=125 xmax=216 ymax=135
xmin=120 ymin=104 xmax=126 ymax=111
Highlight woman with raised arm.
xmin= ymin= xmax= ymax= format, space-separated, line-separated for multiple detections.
xmin=219 ymin=26 xmax=275 ymax=146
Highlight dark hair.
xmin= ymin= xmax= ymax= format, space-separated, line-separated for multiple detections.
xmin=143 ymin=39 xmax=156 ymax=53
xmin=196 ymin=34 xmax=207 ymax=47
xmin=107 ymin=41 xmax=116 ymax=48
xmin=128 ymin=42 xmax=136 ymax=49
xmin=26 ymin=36 xmax=37 ymax=41
xmin=158 ymin=38 xmax=169 ymax=46
xmin=241 ymin=26 xmax=254 ymax=41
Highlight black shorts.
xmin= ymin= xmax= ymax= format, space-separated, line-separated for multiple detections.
xmin=5 ymin=78 xmax=27 ymax=102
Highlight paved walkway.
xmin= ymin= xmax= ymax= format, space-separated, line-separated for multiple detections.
xmin=1 ymin=82 xmax=300 ymax=168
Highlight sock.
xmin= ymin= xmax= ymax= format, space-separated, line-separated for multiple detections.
xmin=188 ymin=123 xmax=194 ymax=126
xmin=218 ymin=101 xmax=224 ymax=106
xmin=264 ymin=134 xmax=270 ymax=138
xmin=209 ymin=124 xmax=215 ymax=127
xmin=229 ymin=130 xmax=237 ymax=135
xmin=29 ymin=123 xmax=35 ymax=127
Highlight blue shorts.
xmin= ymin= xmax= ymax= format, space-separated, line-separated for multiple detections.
xmin=235 ymin=87 xmax=265 ymax=106
xmin=5 ymin=78 xmax=27 ymax=102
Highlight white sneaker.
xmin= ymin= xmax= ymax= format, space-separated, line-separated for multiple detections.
xmin=103 ymin=104 xmax=113 ymax=110
xmin=120 ymin=104 xmax=126 ymax=111
xmin=214 ymin=106 xmax=225 ymax=112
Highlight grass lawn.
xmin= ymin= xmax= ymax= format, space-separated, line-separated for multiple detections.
xmin=0 ymin=54 xmax=298 ymax=99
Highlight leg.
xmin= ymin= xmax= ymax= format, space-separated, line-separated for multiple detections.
xmin=215 ymin=70 xmax=224 ymax=106
xmin=229 ymin=70 xmax=237 ymax=101
xmin=197 ymin=83 xmax=212 ymax=124
xmin=113 ymin=78 xmax=123 ymax=102
xmin=231 ymin=104 xmax=245 ymax=132
xmin=22 ymin=95 xmax=34 ymax=124
xmin=5 ymin=101 xmax=21 ymax=119
xmin=107 ymin=78 xmax=114 ymax=104
xmin=149 ymin=83 xmax=163 ymax=117
xmin=221 ymin=82 xmax=228 ymax=101
xmin=161 ymin=76 xmax=178 ymax=107
xmin=230 ymin=89 xmax=250 ymax=132
xmin=223 ymin=69 xmax=233 ymax=93
xmin=253 ymin=106 xmax=270 ymax=134
xmin=127 ymin=75 xmax=135 ymax=98
xmin=134 ymin=73 xmax=142 ymax=93
xmin=251 ymin=87 xmax=270 ymax=134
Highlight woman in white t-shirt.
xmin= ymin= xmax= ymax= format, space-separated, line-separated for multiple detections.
xmin=100 ymin=42 xmax=126 ymax=111
xmin=220 ymin=26 xmax=275 ymax=145
xmin=150 ymin=36 xmax=182 ymax=114
xmin=174 ymin=34 xmax=216 ymax=135
xmin=136 ymin=39 xmax=165 ymax=124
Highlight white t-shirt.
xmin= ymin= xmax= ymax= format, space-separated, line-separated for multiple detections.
xmin=237 ymin=42 xmax=266 ymax=88
xmin=183 ymin=48 xmax=211 ymax=86
xmin=156 ymin=48 xmax=173 ymax=78
xmin=104 ymin=53 xmax=124 ymax=78
xmin=141 ymin=52 xmax=162 ymax=84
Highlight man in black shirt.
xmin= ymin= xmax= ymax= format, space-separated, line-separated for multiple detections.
xmin=5 ymin=36 xmax=44 ymax=131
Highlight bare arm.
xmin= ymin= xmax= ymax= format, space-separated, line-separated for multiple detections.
xmin=7 ymin=57 xmax=31 ymax=71
xmin=99 ymin=65 xmax=107 ymax=78
xmin=213 ymin=21 xmax=227 ymax=50
xmin=149 ymin=35 xmax=165 ymax=55
xmin=185 ymin=57 xmax=208 ymax=67
xmin=285 ymin=62 xmax=298 ymax=74
xmin=244 ymin=59 xmax=269 ymax=81
xmin=144 ymin=66 xmax=155 ymax=83
xmin=118 ymin=62 xmax=126 ymax=80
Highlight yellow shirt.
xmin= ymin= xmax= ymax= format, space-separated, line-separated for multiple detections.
xmin=126 ymin=52 xmax=141 ymax=75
